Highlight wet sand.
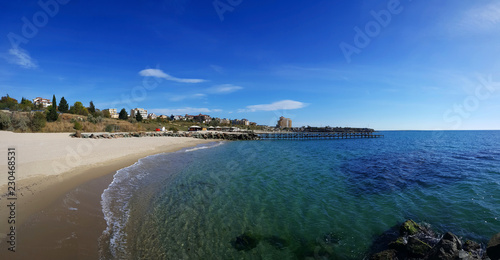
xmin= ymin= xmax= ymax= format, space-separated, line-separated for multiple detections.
xmin=0 ymin=131 xmax=213 ymax=259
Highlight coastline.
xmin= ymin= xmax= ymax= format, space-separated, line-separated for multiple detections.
xmin=0 ymin=131 xmax=214 ymax=258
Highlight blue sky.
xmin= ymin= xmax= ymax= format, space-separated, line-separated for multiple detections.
xmin=1 ymin=0 xmax=499 ymax=130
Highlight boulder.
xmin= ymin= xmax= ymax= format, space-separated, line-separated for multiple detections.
xmin=407 ymin=236 xmax=432 ymax=258
xmin=428 ymin=232 xmax=462 ymax=260
xmin=400 ymin=219 xmax=422 ymax=236
xmin=231 ymin=232 xmax=260 ymax=251
xmin=370 ymin=249 xmax=398 ymax=260
xmin=488 ymin=233 xmax=500 ymax=260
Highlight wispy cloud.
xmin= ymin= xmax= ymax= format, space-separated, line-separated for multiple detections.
xmin=149 ymin=107 xmax=222 ymax=115
xmin=167 ymin=93 xmax=206 ymax=102
xmin=139 ymin=68 xmax=206 ymax=83
xmin=207 ymin=84 xmax=243 ymax=94
xmin=459 ymin=2 xmax=500 ymax=32
xmin=210 ymin=64 xmax=224 ymax=74
xmin=239 ymin=100 xmax=307 ymax=112
xmin=6 ymin=48 xmax=38 ymax=69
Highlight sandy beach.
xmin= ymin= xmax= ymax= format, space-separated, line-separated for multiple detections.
xmin=0 ymin=131 xmax=213 ymax=259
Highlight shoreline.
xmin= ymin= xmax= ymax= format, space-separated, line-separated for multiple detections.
xmin=0 ymin=131 xmax=214 ymax=258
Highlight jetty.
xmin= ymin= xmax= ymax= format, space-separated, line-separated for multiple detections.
xmin=256 ymin=131 xmax=383 ymax=140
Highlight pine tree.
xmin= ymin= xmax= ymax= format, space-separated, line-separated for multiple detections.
xmin=58 ymin=97 xmax=69 ymax=113
xmin=88 ymin=101 xmax=96 ymax=115
xmin=135 ymin=112 xmax=143 ymax=122
xmin=47 ymin=95 xmax=58 ymax=122
xmin=118 ymin=108 xmax=128 ymax=120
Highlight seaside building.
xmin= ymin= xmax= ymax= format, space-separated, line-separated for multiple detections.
xmin=185 ymin=114 xmax=195 ymax=121
xmin=219 ymin=118 xmax=230 ymax=125
xmin=130 ymin=108 xmax=147 ymax=119
xmin=103 ymin=108 xmax=119 ymax=119
xmin=148 ymin=113 xmax=157 ymax=120
xmin=277 ymin=116 xmax=292 ymax=128
xmin=242 ymin=119 xmax=250 ymax=126
xmin=32 ymin=97 xmax=51 ymax=108
xmin=194 ymin=114 xmax=211 ymax=123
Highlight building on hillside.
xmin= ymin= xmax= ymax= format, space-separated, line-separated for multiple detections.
xmin=241 ymin=119 xmax=250 ymax=126
xmin=148 ymin=113 xmax=157 ymax=120
xmin=158 ymin=115 xmax=169 ymax=119
xmin=194 ymin=114 xmax=211 ymax=123
xmin=130 ymin=108 xmax=147 ymax=119
xmin=185 ymin=114 xmax=195 ymax=121
xmin=219 ymin=118 xmax=230 ymax=125
xmin=103 ymin=108 xmax=119 ymax=119
xmin=231 ymin=119 xmax=242 ymax=125
xmin=277 ymin=116 xmax=292 ymax=128
xmin=32 ymin=97 xmax=51 ymax=108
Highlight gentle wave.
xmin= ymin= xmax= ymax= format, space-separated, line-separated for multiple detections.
xmin=184 ymin=141 xmax=225 ymax=152
xmin=99 ymin=159 xmax=149 ymax=259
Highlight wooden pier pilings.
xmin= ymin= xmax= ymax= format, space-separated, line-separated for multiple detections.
xmin=257 ymin=132 xmax=383 ymax=140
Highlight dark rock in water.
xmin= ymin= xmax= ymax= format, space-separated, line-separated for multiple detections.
xmin=294 ymin=239 xmax=334 ymax=260
xmin=370 ymin=249 xmax=398 ymax=260
xmin=231 ymin=232 xmax=260 ymax=251
xmin=265 ymin=235 xmax=289 ymax=250
xmin=388 ymin=236 xmax=407 ymax=252
xmin=407 ymin=236 xmax=432 ymax=258
xmin=427 ymin=232 xmax=462 ymax=260
xmin=488 ymin=232 xmax=500 ymax=260
xmin=400 ymin=219 xmax=423 ymax=236
xmin=464 ymin=240 xmax=483 ymax=259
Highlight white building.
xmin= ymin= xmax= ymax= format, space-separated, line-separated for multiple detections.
xmin=103 ymin=108 xmax=119 ymax=119
xmin=130 ymin=108 xmax=147 ymax=119
xmin=148 ymin=113 xmax=157 ymax=120
xmin=32 ymin=97 xmax=51 ymax=108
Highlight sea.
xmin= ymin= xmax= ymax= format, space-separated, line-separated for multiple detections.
xmin=99 ymin=131 xmax=500 ymax=259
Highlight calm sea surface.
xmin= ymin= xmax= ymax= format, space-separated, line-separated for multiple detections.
xmin=99 ymin=131 xmax=500 ymax=259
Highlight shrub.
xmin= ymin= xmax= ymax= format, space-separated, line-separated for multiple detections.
xmin=0 ymin=112 xmax=12 ymax=130
xmin=168 ymin=126 xmax=179 ymax=133
xmin=30 ymin=112 xmax=46 ymax=132
xmin=87 ymin=114 xmax=103 ymax=124
xmin=105 ymin=124 xmax=117 ymax=132
xmin=11 ymin=112 xmax=29 ymax=132
xmin=74 ymin=121 xmax=83 ymax=130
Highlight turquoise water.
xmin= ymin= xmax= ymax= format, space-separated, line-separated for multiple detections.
xmin=100 ymin=131 xmax=500 ymax=259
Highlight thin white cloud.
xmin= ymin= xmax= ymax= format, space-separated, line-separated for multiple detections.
xmin=460 ymin=2 xmax=500 ymax=32
xmin=6 ymin=48 xmax=37 ymax=69
xmin=149 ymin=107 xmax=222 ymax=115
xmin=210 ymin=64 xmax=224 ymax=74
xmin=240 ymin=100 xmax=307 ymax=112
xmin=139 ymin=69 xmax=206 ymax=83
xmin=167 ymin=93 xmax=206 ymax=102
xmin=207 ymin=84 xmax=243 ymax=94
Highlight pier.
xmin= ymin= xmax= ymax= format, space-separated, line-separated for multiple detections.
xmin=257 ymin=131 xmax=383 ymax=140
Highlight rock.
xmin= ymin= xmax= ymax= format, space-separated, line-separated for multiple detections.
xmin=400 ymin=219 xmax=422 ymax=236
xmin=370 ymin=249 xmax=398 ymax=260
xmin=231 ymin=232 xmax=260 ymax=251
xmin=428 ymin=232 xmax=462 ymax=260
xmin=407 ymin=236 xmax=432 ymax=258
xmin=488 ymin=233 xmax=500 ymax=260
xmin=388 ymin=236 xmax=406 ymax=251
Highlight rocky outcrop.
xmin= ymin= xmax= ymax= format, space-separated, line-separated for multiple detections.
xmin=371 ymin=220 xmax=488 ymax=260
xmin=488 ymin=233 xmax=500 ymax=260
xmin=70 ymin=131 xmax=261 ymax=140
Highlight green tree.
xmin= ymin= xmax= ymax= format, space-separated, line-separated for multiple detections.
xmin=69 ymin=101 xmax=89 ymax=116
xmin=88 ymin=101 xmax=96 ymax=115
xmin=46 ymin=95 xmax=59 ymax=122
xmin=118 ymin=108 xmax=128 ymax=120
xmin=0 ymin=95 xmax=18 ymax=110
xmin=0 ymin=112 xmax=11 ymax=130
xmin=20 ymin=97 xmax=34 ymax=111
xmin=135 ymin=112 xmax=143 ymax=122
xmin=102 ymin=110 xmax=111 ymax=118
xmin=58 ymin=97 xmax=69 ymax=113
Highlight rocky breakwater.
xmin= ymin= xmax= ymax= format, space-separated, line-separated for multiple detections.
xmin=71 ymin=131 xmax=261 ymax=141
xmin=371 ymin=219 xmax=500 ymax=260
